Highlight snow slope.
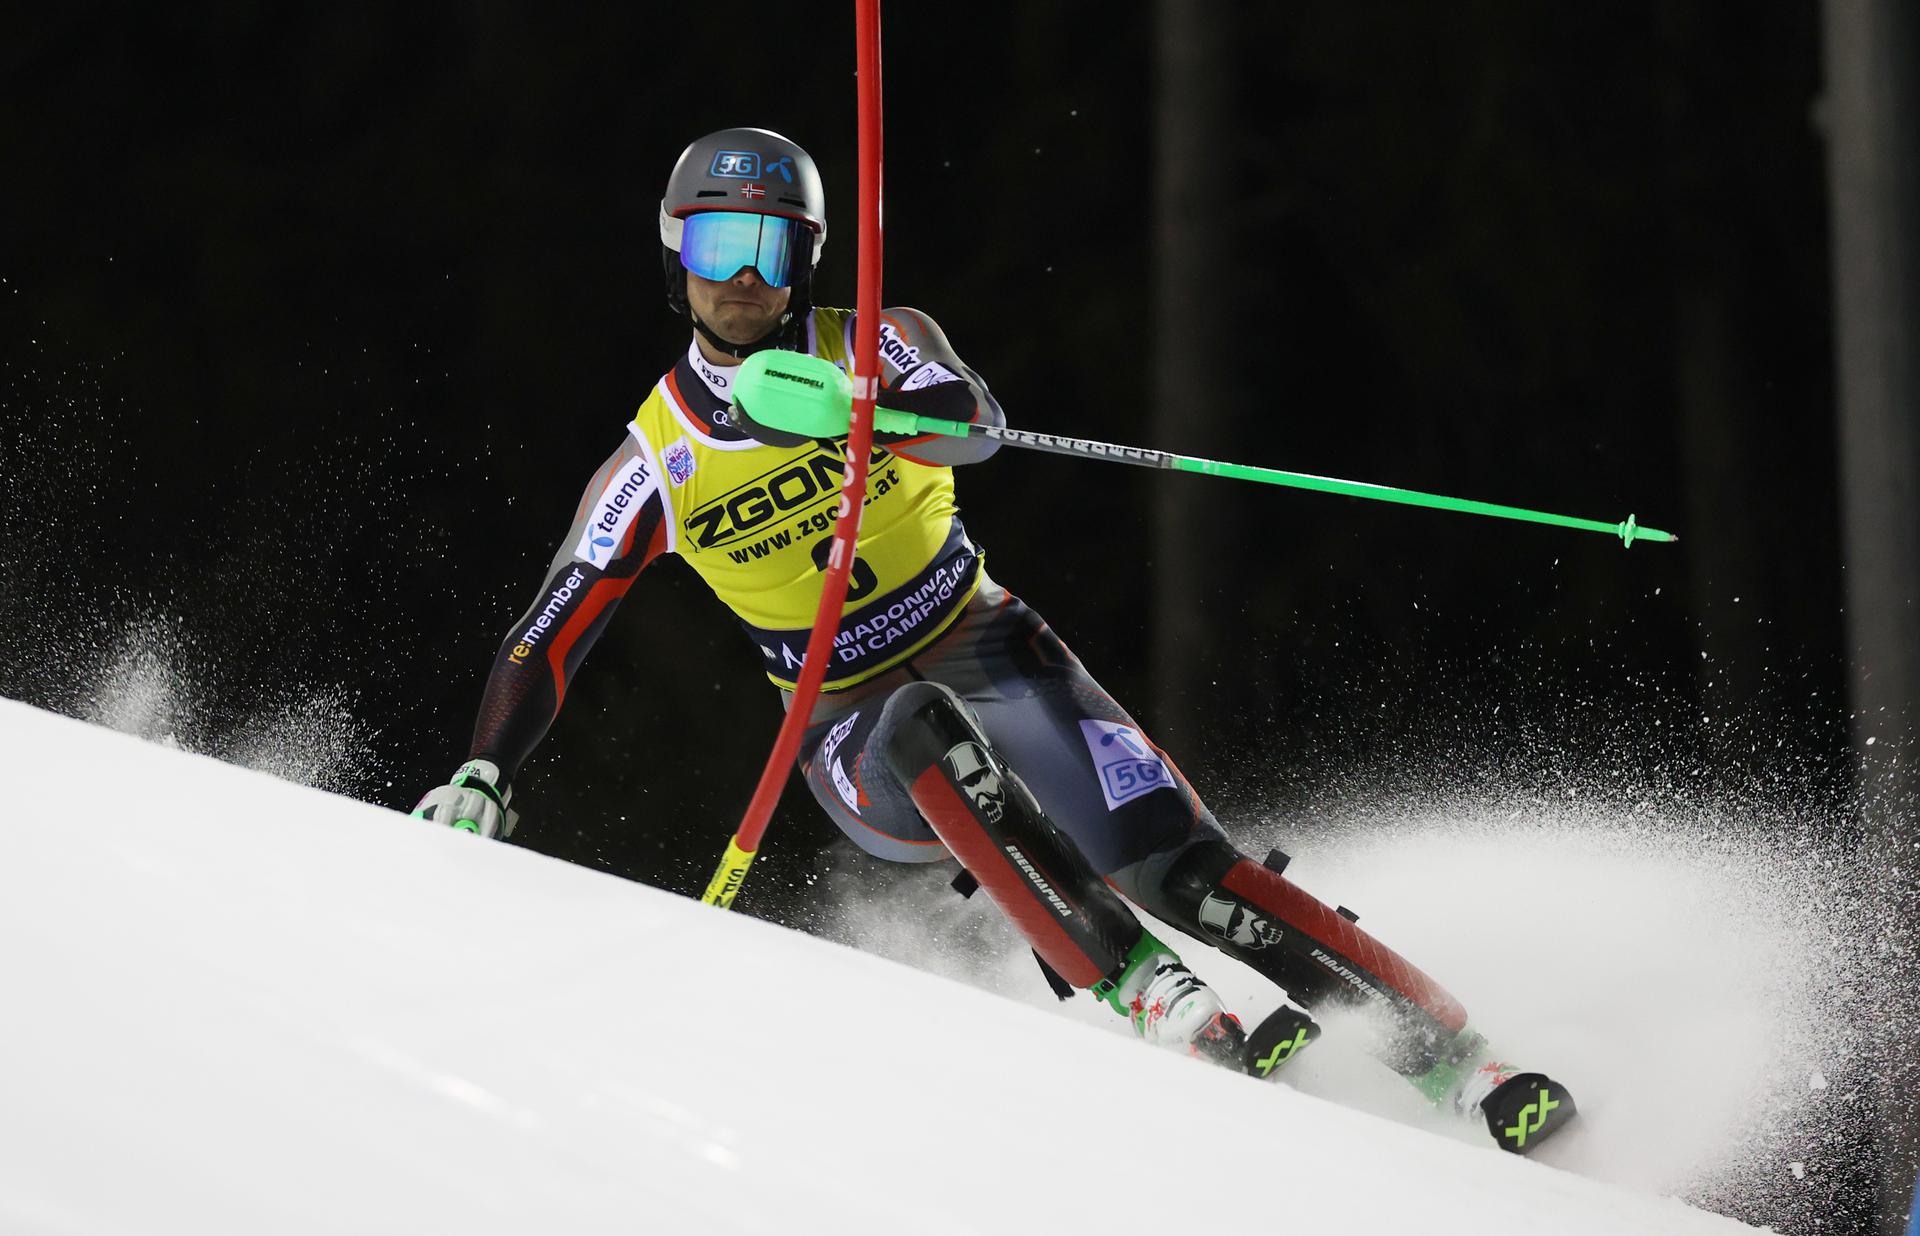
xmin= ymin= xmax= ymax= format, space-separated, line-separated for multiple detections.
xmin=0 ymin=699 xmax=1752 ymax=1235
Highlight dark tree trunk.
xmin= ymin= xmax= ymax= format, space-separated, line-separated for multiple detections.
xmin=1821 ymin=1 xmax=1920 ymax=1231
xmin=1654 ymin=7 xmax=1791 ymax=705
xmin=1150 ymin=1 xmax=1232 ymax=748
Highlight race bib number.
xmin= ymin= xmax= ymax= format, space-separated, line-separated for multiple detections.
xmin=1077 ymin=720 xmax=1173 ymax=810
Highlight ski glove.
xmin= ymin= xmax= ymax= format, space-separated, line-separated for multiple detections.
xmin=411 ymin=759 xmax=517 ymax=839
xmin=724 ymin=397 xmax=813 ymax=448
xmin=727 ymin=373 xmax=977 ymax=448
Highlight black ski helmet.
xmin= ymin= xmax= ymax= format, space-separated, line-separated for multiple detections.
xmin=659 ymin=127 xmax=826 ymax=357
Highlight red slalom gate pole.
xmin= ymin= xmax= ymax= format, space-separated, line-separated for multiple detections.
xmin=703 ymin=0 xmax=884 ymax=908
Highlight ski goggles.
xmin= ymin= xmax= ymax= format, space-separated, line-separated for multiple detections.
xmin=676 ymin=211 xmax=813 ymax=288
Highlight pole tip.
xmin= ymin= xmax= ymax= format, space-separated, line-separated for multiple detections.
xmin=1615 ymin=516 xmax=1678 ymax=546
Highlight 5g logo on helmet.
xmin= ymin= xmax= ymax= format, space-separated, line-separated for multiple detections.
xmin=709 ymin=151 xmax=761 ymax=178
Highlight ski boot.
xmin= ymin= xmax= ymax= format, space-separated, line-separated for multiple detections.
xmin=1411 ymin=1030 xmax=1578 ymax=1155
xmin=1096 ymin=931 xmax=1246 ymax=1061
xmin=1094 ymin=932 xmax=1321 ymax=1078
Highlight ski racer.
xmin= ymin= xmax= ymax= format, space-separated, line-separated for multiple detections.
xmin=413 ymin=126 xmax=1575 ymax=1153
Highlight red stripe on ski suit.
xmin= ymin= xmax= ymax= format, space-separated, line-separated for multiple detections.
xmin=907 ymin=767 xmax=1107 ymax=989
xmin=545 ymin=515 xmax=666 ymax=712
xmin=1221 ymin=860 xmax=1468 ymax=1034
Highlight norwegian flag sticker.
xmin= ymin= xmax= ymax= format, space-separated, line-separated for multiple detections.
xmin=739 ymin=182 xmax=767 ymax=200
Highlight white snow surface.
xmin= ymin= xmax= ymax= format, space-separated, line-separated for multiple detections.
xmin=1 ymin=699 xmax=1756 ymax=1235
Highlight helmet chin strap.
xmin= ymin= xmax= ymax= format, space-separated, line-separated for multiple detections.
xmin=689 ymin=308 xmax=797 ymax=361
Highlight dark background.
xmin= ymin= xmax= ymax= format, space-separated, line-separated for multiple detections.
xmin=0 ymin=3 xmax=1898 ymax=1227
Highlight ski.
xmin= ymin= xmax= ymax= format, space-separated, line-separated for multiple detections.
xmin=1407 ymin=1031 xmax=1579 ymax=1155
xmin=1217 ymin=1009 xmax=1578 ymax=1156
xmin=1242 ymin=1005 xmax=1322 ymax=1080
xmin=1476 ymin=1071 xmax=1578 ymax=1154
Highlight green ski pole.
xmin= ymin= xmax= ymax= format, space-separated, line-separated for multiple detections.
xmin=734 ymin=351 xmax=1677 ymax=548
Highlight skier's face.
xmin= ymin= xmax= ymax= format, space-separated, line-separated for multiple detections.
xmin=686 ymin=265 xmax=791 ymax=348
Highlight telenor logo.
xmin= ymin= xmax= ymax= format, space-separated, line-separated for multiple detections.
xmin=574 ymin=456 xmax=659 ymax=565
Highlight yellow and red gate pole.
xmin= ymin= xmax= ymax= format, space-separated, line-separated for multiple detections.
xmin=703 ymin=0 xmax=885 ymax=908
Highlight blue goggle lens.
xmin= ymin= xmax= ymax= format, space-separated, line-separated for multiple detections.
xmin=678 ymin=212 xmax=810 ymax=288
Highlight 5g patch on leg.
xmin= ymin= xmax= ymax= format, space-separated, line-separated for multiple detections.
xmin=1077 ymin=719 xmax=1173 ymax=810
